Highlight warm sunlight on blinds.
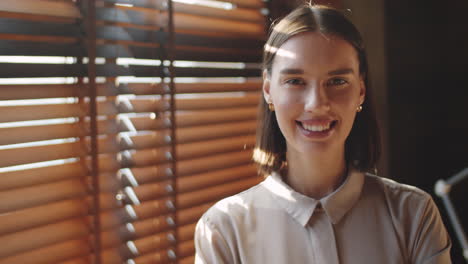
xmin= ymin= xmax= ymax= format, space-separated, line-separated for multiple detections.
xmin=0 ymin=0 xmax=266 ymax=263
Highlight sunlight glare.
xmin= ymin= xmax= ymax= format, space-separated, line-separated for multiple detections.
xmin=264 ymin=44 xmax=296 ymax=59
xmin=0 ymin=56 xmax=76 ymax=64
xmin=173 ymin=0 xmax=234 ymax=10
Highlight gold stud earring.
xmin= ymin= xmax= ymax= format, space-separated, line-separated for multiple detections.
xmin=357 ymin=105 xmax=363 ymax=112
xmin=268 ymin=102 xmax=275 ymax=111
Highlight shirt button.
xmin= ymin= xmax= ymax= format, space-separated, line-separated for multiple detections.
xmin=316 ymin=203 xmax=324 ymax=212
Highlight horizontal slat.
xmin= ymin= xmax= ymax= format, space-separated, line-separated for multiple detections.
xmin=0 ymin=64 xmax=237 ymax=78
xmin=0 ymin=38 xmax=261 ymax=59
xmin=0 ymin=218 xmax=89 ymax=259
xmin=117 ymin=80 xmax=262 ymax=96
xmin=178 ymin=239 xmax=196 ymax=259
xmin=0 ymin=81 xmax=262 ymax=100
xmin=3 ymin=219 xmax=199 ymax=264
xmin=174 ymin=66 xmax=261 ymax=78
xmin=96 ymin=7 xmax=165 ymax=28
xmin=0 ymin=40 xmax=84 ymax=56
xmin=179 ymin=223 xmax=196 ymax=241
xmin=0 ymin=160 xmax=85 ymax=191
xmin=176 ymin=134 xmax=255 ymax=160
xmin=172 ymin=2 xmax=264 ymax=22
xmin=0 ymin=146 xmax=253 ymax=195
xmin=118 ymin=119 xmax=256 ymax=151
xmin=180 ymin=255 xmax=195 ymax=264
xmin=174 ymin=46 xmax=262 ymax=62
xmin=0 ymin=63 xmax=86 ymax=78
xmin=0 ymin=127 xmax=254 ymax=168
xmin=0 ymin=100 xmax=118 ymax=123
xmin=0 ymin=83 xmax=83 ymax=100
xmin=0 ymin=102 xmax=85 ymax=123
xmin=59 ymin=258 xmax=88 ymax=264
xmin=4 ymin=223 xmax=187 ymax=264
xmin=96 ymin=43 xmax=261 ymax=62
xmin=129 ymin=148 xmax=253 ymax=176
xmin=175 ymin=92 xmax=260 ymax=110
xmin=125 ymin=162 xmax=255 ymax=190
xmin=0 ymin=33 xmax=77 ymax=43
xmin=130 ymin=164 xmax=256 ymax=203
xmin=0 ymin=63 xmax=270 ymax=78
xmin=0 ymin=93 xmax=259 ymax=122
xmin=103 ymin=42 xmax=262 ymax=61
xmin=131 ymin=239 xmax=194 ymax=264
xmin=175 ymin=106 xmax=258 ymax=126
xmin=0 ymin=178 xmax=87 ymax=214
xmin=130 ymin=107 xmax=258 ymax=130
xmin=129 ymin=135 xmax=255 ymax=167
xmin=128 ymin=174 xmax=258 ymax=224
xmin=0 ymin=195 xmax=216 ymax=260
xmin=0 ymin=118 xmax=121 ymax=146
xmin=111 ymin=223 xmax=195 ymax=259
xmin=0 ymin=199 xmax=88 ymax=236
xmin=175 ymin=32 xmax=264 ymax=50
xmin=0 ymin=17 xmax=81 ymax=37
xmin=0 ymin=113 xmax=256 ymax=147
xmin=0 ymin=11 xmax=75 ymax=24
xmin=0 ymin=178 xmax=121 ymax=214
xmin=104 ymin=0 xmax=265 ymax=9
xmin=0 ymin=239 xmax=90 ymax=264
xmin=227 ymin=0 xmax=265 ymax=8
xmin=176 ymin=120 xmax=256 ymax=143
xmin=97 ymin=7 xmax=264 ymax=35
xmin=99 ymin=200 xmax=212 ymax=234
xmin=173 ymin=12 xmax=264 ymax=35
xmin=0 ymin=161 xmax=249 ymax=234
xmin=177 ymin=176 xmax=261 ymax=209
xmin=95 ymin=22 xmax=263 ymax=50
xmin=177 ymin=149 xmax=253 ymax=176
xmin=177 ymin=163 xmax=257 ymax=193
xmin=100 ymin=216 xmax=175 ymax=249
xmin=0 ymin=1 xmax=81 ymax=19
xmin=104 ymin=0 xmax=264 ymax=23
xmin=0 ymin=140 xmax=87 ymax=168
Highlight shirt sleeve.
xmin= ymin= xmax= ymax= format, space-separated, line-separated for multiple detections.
xmin=194 ymin=215 xmax=236 ymax=264
xmin=410 ymin=195 xmax=452 ymax=264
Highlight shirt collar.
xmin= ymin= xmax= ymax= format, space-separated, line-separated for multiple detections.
xmin=262 ymin=168 xmax=364 ymax=226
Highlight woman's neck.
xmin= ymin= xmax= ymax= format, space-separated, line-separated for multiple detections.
xmin=285 ymin=148 xmax=347 ymax=199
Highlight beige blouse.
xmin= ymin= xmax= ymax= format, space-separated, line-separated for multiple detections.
xmin=194 ymin=169 xmax=452 ymax=264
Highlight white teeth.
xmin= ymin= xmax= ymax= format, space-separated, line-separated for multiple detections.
xmin=301 ymin=122 xmax=331 ymax=132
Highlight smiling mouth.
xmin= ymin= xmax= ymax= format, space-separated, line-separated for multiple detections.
xmin=296 ymin=120 xmax=338 ymax=132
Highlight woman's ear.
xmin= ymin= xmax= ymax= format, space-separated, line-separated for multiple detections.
xmin=359 ymin=75 xmax=366 ymax=105
xmin=262 ymin=69 xmax=271 ymax=103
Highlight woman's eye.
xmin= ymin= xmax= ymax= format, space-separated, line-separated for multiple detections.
xmin=327 ymin=78 xmax=348 ymax=86
xmin=285 ymin=78 xmax=304 ymax=86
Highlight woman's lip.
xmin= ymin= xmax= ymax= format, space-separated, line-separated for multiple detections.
xmin=297 ymin=119 xmax=335 ymax=126
xmin=296 ymin=120 xmax=337 ymax=138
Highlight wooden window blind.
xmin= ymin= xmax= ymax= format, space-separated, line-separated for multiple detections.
xmin=0 ymin=0 xmax=266 ymax=263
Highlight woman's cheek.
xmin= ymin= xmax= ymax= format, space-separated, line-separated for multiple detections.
xmin=328 ymin=88 xmax=359 ymax=109
xmin=277 ymin=92 xmax=302 ymax=108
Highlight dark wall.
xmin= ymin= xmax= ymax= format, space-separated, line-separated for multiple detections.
xmin=385 ymin=0 xmax=468 ymax=262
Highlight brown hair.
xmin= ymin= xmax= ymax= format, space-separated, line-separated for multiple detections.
xmin=254 ymin=4 xmax=380 ymax=176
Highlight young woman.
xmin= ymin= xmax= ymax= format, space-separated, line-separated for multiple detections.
xmin=194 ymin=5 xmax=452 ymax=264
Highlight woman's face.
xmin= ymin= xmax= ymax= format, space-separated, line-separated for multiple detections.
xmin=263 ymin=32 xmax=365 ymax=158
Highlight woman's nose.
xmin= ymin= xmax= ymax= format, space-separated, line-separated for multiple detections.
xmin=304 ymin=84 xmax=330 ymax=112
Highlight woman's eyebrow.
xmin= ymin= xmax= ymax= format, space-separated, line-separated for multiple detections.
xmin=279 ymin=68 xmax=304 ymax=75
xmin=327 ymin=68 xmax=354 ymax=75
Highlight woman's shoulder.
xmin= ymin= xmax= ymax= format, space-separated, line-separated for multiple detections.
xmin=362 ymin=173 xmax=439 ymax=226
xmin=364 ymin=173 xmax=432 ymax=202
xmin=362 ymin=174 xmax=451 ymax=262
xmin=198 ymin=179 xmax=270 ymax=227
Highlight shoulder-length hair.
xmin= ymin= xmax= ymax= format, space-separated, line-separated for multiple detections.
xmin=253 ymin=4 xmax=380 ymax=176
